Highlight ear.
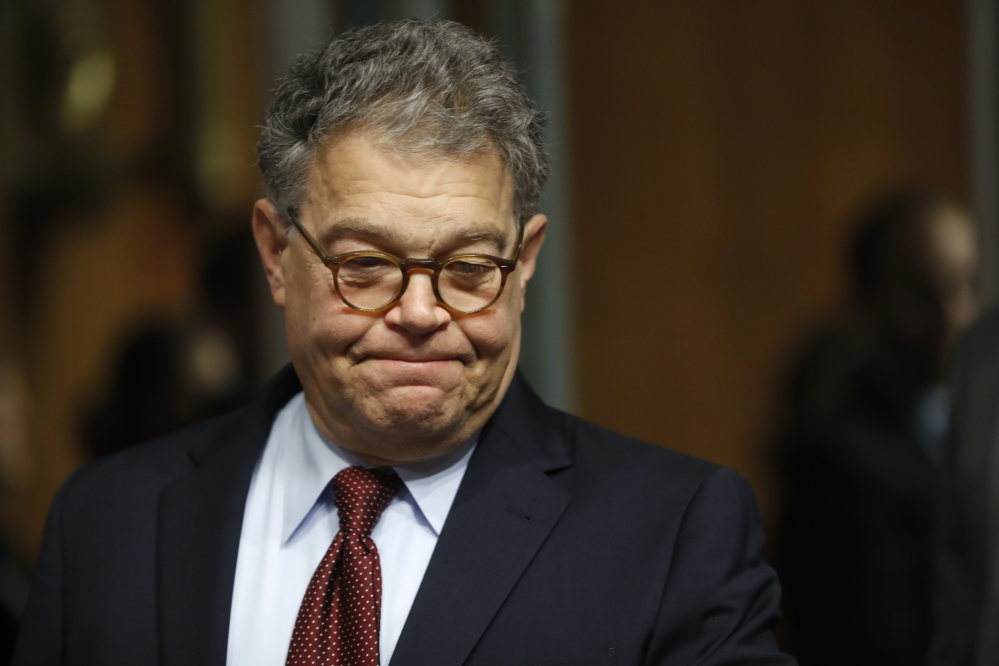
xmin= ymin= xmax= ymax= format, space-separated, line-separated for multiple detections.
xmin=516 ymin=213 xmax=547 ymax=291
xmin=252 ymin=198 xmax=290 ymax=308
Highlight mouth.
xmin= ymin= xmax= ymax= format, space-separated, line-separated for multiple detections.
xmin=357 ymin=356 xmax=465 ymax=385
xmin=360 ymin=356 xmax=468 ymax=373
xmin=363 ymin=354 xmax=461 ymax=364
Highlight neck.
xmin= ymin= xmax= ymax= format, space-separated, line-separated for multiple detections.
xmin=303 ymin=396 xmax=496 ymax=467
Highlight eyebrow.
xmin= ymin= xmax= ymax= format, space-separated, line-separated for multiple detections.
xmin=315 ymin=217 xmax=513 ymax=256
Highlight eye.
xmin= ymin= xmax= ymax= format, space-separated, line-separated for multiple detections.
xmin=449 ymin=261 xmax=492 ymax=274
xmin=338 ymin=255 xmax=399 ymax=286
xmin=441 ymin=258 xmax=500 ymax=288
xmin=356 ymin=256 xmax=387 ymax=268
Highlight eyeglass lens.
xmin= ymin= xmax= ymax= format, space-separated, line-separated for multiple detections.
xmin=337 ymin=255 xmax=504 ymax=312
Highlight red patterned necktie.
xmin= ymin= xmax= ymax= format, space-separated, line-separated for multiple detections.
xmin=286 ymin=466 xmax=402 ymax=666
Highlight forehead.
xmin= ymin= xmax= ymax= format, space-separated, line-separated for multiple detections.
xmin=304 ymin=133 xmax=516 ymax=236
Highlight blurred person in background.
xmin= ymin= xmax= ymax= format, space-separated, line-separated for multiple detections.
xmin=83 ymin=225 xmax=258 ymax=459
xmin=774 ymin=190 xmax=978 ymax=666
xmin=931 ymin=292 xmax=999 ymax=661
xmin=83 ymin=318 xmax=244 ymax=459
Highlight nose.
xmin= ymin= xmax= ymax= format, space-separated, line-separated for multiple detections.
xmin=383 ymin=270 xmax=451 ymax=334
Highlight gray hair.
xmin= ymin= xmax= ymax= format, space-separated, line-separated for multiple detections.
xmin=257 ymin=19 xmax=550 ymax=224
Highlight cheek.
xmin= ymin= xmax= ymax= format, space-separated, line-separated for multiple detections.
xmin=307 ymin=311 xmax=368 ymax=361
xmin=285 ymin=268 xmax=369 ymax=362
xmin=460 ymin=304 xmax=519 ymax=362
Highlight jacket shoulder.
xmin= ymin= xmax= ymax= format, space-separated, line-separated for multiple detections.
xmin=551 ymin=408 xmax=732 ymax=501
xmin=62 ymin=408 xmax=239 ymax=509
xmin=64 ymin=364 xmax=302 ymax=505
xmin=563 ymin=408 xmax=718 ymax=468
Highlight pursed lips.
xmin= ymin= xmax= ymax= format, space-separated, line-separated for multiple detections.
xmin=346 ymin=342 xmax=476 ymax=367
xmin=358 ymin=356 xmax=466 ymax=384
xmin=360 ymin=354 xmax=465 ymax=365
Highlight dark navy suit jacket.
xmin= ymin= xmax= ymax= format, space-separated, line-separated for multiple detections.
xmin=13 ymin=366 xmax=795 ymax=665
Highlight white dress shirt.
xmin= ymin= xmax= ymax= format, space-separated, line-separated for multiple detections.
xmin=226 ymin=391 xmax=476 ymax=666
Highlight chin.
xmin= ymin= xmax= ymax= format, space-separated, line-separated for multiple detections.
xmin=357 ymin=385 xmax=466 ymax=439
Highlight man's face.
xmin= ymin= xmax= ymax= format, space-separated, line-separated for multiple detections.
xmin=253 ymin=133 xmax=546 ymax=465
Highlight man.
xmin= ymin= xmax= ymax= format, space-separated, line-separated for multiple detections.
xmin=774 ymin=191 xmax=978 ymax=666
xmin=931 ymin=303 xmax=999 ymax=666
xmin=14 ymin=20 xmax=793 ymax=666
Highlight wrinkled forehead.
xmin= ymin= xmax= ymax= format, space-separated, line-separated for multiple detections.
xmin=298 ymin=132 xmax=520 ymax=255
xmin=306 ymin=131 xmax=517 ymax=222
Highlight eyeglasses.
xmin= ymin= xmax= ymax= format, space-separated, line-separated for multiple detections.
xmin=285 ymin=207 xmax=523 ymax=314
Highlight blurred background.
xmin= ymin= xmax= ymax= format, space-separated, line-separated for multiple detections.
xmin=0 ymin=0 xmax=993 ymax=663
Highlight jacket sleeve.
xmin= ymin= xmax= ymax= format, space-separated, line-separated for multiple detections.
xmin=12 ymin=473 xmax=74 ymax=666
xmin=644 ymin=467 xmax=796 ymax=666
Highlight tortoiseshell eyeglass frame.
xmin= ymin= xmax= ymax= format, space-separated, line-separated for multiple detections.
xmin=284 ymin=206 xmax=524 ymax=314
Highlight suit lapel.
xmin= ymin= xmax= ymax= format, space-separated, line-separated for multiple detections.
xmin=157 ymin=366 xmax=302 ymax=666
xmin=390 ymin=373 xmax=572 ymax=666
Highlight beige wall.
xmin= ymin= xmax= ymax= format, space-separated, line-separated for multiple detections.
xmin=568 ymin=1 xmax=968 ymax=520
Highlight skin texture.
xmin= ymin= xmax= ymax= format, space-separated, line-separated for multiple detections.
xmin=253 ymin=133 xmax=546 ymax=466
xmin=863 ymin=205 xmax=978 ymax=383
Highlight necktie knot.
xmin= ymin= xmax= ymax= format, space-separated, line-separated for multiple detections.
xmin=332 ymin=466 xmax=401 ymax=539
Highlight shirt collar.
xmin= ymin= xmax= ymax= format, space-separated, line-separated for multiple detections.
xmin=280 ymin=393 xmax=359 ymax=544
xmin=394 ymin=434 xmax=477 ymax=535
xmin=280 ymin=393 xmax=477 ymax=543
